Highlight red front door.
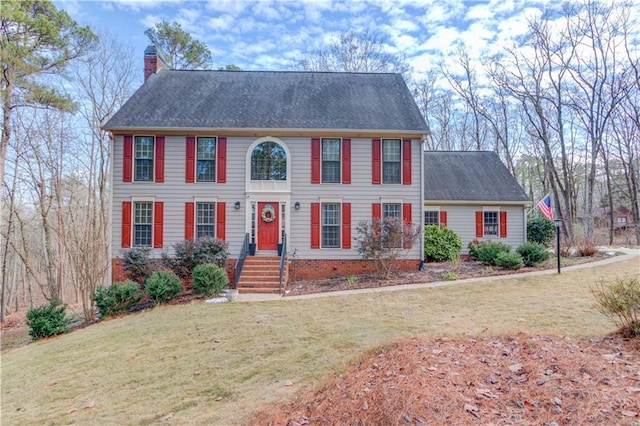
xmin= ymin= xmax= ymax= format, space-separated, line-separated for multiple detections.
xmin=257 ymin=202 xmax=279 ymax=250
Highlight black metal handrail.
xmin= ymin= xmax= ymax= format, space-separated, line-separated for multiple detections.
xmin=278 ymin=233 xmax=287 ymax=294
xmin=234 ymin=233 xmax=249 ymax=288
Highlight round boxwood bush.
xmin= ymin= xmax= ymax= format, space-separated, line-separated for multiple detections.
xmin=145 ymin=271 xmax=183 ymax=305
xmin=424 ymin=225 xmax=463 ymax=262
xmin=26 ymin=300 xmax=68 ymax=340
xmin=527 ymin=217 xmax=556 ymax=246
xmin=495 ymin=251 xmax=524 ymax=270
xmin=192 ymin=264 xmax=229 ymax=296
xmin=516 ymin=242 xmax=550 ymax=267
xmin=92 ymin=280 xmax=143 ymax=318
xmin=473 ymin=241 xmax=512 ymax=266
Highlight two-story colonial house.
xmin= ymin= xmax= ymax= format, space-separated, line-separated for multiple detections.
xmin=104 ymin=46 xmax=429 ymax=292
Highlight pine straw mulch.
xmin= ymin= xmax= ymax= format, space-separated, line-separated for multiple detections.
xmin=249 ymin=333 xmax=640 ymax=425
xmin=284 ymin=254 xmax=610 ymax=296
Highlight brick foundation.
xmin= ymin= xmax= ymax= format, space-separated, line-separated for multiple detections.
xmin=111 ymin=258 xmax=237 ymax=284
xmin=288 ymin=258 xmax=421 ymax=280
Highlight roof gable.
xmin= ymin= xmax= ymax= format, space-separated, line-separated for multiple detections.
xmin=424 ymin=151 xmax=530 ymax=203
xmin=104 ymin=71 xmax=428 ymax=133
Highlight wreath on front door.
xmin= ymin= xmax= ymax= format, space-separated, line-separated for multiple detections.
xmin=261 ymin=204 xmax=276 ymax=223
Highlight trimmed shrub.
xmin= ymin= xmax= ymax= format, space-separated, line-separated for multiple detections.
xmin=423 ymin=225 xmax=462 ymax=262
xmin=163 ymin=237 xmax=229 ymax=279
xmin=92 ymin=281 xmax=143 ymax=318
xmin=26 ymin=300 xmax=68 ymax=340
xmin=495 ymin=251 xmax=524 ymax=270
xmin=467 ymin=239 xmax=481 ymax=259
xmin=527 ymin=218 xmax=556 ymax=246
xmin=439 ymin=271 xmax=458 ymax=281
xmin=192 ymin=264 xmax=229 ymax=296
xmin=593 ymin=277 xmax=640 ymax=336
xmin=516 ymin=242 xmax=550 ymax=267
xmin=145 ymin=271 xmax=183 ymax=305
xmin=473 ymin=241 xmax=512 ymax=266
xmin=122 ymin=247 xmax=153 ymax=285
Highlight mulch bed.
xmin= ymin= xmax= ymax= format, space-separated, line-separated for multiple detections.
xmin=284 ymin=254 xmax=611 ymax=296
xmin=250 ymin=333 xmax=640 ymax=425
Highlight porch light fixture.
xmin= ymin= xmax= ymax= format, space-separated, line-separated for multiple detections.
xmin=294 ymin=202 xmax=300 ymax=210
xmin=234 ymin=201 xmax=240 ymax=210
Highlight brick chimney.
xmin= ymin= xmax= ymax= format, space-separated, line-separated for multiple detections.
xmin=144 ymin=45 xmax=167 ymax=81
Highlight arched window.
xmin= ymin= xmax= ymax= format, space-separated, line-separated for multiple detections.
xmin=251 ymin=141 xmax=286 ymax=180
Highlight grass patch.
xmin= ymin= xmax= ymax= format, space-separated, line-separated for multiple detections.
xmin=1 ymin=257 xmax=638 ymax=425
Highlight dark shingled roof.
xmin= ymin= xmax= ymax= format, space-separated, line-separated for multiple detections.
xmin=104 ymin=70 xmax=428 ymax=132
xmin=424 ymin=151 xmax=530 ymax=203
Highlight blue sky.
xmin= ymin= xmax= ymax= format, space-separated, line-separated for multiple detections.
xmin=54 ymin=0 xmax=558 ymax=75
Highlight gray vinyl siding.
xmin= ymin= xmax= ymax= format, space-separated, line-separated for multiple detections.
xmin=112 ymin=135 xmax=423 ymax=261
xmin=424 ymin=204 xmax=526 ymax=254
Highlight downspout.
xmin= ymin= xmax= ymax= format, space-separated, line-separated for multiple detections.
xmin=107 ymin=132 xmax=114 ymax=286
xmin=420 ymin=136 xmax=426 ymax=268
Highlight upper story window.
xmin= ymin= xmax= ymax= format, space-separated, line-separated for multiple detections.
xmin=483 ymin=211 xmax=499 ymax=236
xmin=382 ymin=139 xmax=401 ymax=184
xmin=134 ymin=201 xmax=153 ymax=247
xmin=251 ymin=141 xmax=286 ymax=180
xmin=134 ymin=136 xmax=154 ymax=181
xmin=197 ymin=137 xmax=216 ymax=182
xmin=322 ymin=138 xmax=341 ymax=183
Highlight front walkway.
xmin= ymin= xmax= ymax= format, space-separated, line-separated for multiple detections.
xmin=235 ymin=248 xmax=640 ymax=303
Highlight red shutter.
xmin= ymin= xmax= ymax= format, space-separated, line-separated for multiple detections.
xmin=402 ymin=139 xmax=412 ymax=185
xmin=217 ymin=137 xmax=227 ymax=183
xmin=500 ymin=211 xmax=508 ymax=238
xmin=440 ymin=211 xmax=448 ymax=227
xmin=185 ymin=202 xmax=194 ymax=240
xmin=372 ymin=139 xmax=381 ymax=184
xmin=342 ymin=138 xmax=351 ymax=184
xmin=372 ymin=203 xmax=381 ymax=220
xmin=123 ymin=135 xmax=133 ymax=182
xmin=311 ymin=203 xmax=320 ymax=249
xmin=186 ymin=136 xmax=195 ymax=183
xmin=311 ymin=138 xmax=320 ymax=184
xmin=121 ymin=201 xmax=132 ymax=248
xmin=342 ymin=203 xmax=351 ymax=249
xmin=155 ymin=136 xmax=165 ymax=182
xmin=216 ymin=202 xmax=226 ymax=241
xmin=403 ymin=203 xmax=412 ymax=248
xmin=475 ymin=211 xmax=483 ymax=238
xmin=153 ymin=202 xmax=163 ymax=248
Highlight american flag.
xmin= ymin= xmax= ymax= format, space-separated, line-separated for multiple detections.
xmin=536 ymin=194 xmax=553 ymax=220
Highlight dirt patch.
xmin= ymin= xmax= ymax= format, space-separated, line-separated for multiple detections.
xmin=250 ymin=333 xmax=640 ymax=425
xmin=284 ymin=254 xmax=612 ymax=296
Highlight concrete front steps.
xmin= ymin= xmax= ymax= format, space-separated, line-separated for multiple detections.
xmin=236 ymin=255 xmax=287 ymax=294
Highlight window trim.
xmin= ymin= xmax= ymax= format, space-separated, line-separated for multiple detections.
xmin=381 ymin=138 xmax=402 ymax=184
xmin=132 ymin=199 xmax=154 ymax=247
xmin=424 ymin=210 xmax=440 ymax=226
xmin=196 ymin=136 xmax=217 ymax=182
xmin=321 ymin=137 xmax=342 ymax=184
xmin=133 ymin=135 xmax=155 ymax=182
xmin=321 ymin=202 xmax=341 ymax=248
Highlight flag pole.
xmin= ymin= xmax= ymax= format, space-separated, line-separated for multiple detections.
xmin=527 ymin=193 xmax=549 ymax=217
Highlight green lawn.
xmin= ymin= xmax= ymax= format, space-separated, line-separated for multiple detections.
xmin=1 ymin=256 xmax=638 ymax=425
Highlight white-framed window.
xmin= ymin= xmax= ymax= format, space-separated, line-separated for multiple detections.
xmin=617 ymin=217 xmax=628 ymax=225
xmin=322 ymin=202 xmax=341 ymax=248
xmin=196 ymin=202 xmax=216 ymax=238
xmin=197 ymin=137 xmax=216 ymax=182
xmin=322 ymin=138 xmax=341 ymax=183
xmin=483 ymin=211 xmax=499 ymax=236
xmin=134 ymin=136 xmax=154 ymax=181
xmin=133 ymin=201 xmax=153 ymax=247
xmin=424 ymin=211 xmax=439 ymax=226
xmin=382 ymin=139 xmax=401 ymax=184
xmin=251 ymin=141 xmax=286 ymax=180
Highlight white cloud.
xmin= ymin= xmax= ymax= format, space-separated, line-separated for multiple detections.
xmin=107 ymin=0 xmax=184 ymax=13
xmin=207 ymin=14 xmax=236 ymax=32
xmin=204 ymin=0 xmax=249 ymax=15
xmin=422 ymin=26 xmax=459 ymax=52
xmin=465 ymin=4 xmax=494 ymax=21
